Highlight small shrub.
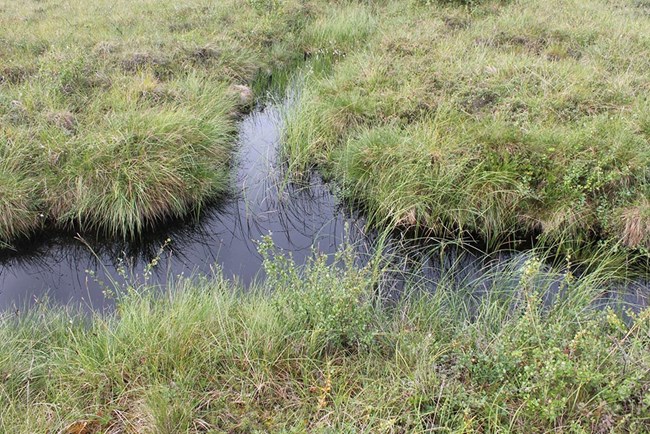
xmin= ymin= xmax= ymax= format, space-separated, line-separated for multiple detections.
xmin=259 ymin=234 xmax=378 ymax=352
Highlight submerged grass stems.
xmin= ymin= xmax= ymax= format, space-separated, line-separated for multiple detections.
xmin=1 ymin=237 xmax=649 ymax=432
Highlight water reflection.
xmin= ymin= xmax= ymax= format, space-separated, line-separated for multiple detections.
xmin=0 ymin=102 xmax=647 ymax=312
xmin=0 ymin=103 xmax=367 ymax=311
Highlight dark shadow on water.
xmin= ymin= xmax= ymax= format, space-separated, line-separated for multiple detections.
xmin=0 ymin=101 xmax=648 ymax=313
xmin=0 ymin=102 xmax=368 ymax=311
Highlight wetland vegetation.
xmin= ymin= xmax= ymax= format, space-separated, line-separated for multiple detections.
xmin=1 ymin=0 xmax=649 ymax=251
xmin=285 ymin=0 xmax=650 ymax=252
xmin=1 ymin=243 xmax=649 ymax=432
xmin=1 ymin=0 xmax=650 ymax=431
xmin=0 ymin=0 xmax=312 ymax=243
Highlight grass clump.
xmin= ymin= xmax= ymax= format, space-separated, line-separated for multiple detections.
xmin=284 ymin=0 xmax=650 ymax=250
xmin=0 ymin=0 xmax=320 ymax=243
xmin=44 ymin=77 xmax=237 ymax=237
xmin=1 ymin=243 xmax=649 ymax=432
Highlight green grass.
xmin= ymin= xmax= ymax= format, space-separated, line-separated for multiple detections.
xmin=0 ymin=0 xmax=317 ymax=243
xmin=1 ymin=240 xmax=649 ymax=432
xmin=2 ymin=1 xmax=650 ymax=430
xmin=283 ymin=0 xmax=650 ymax=251
xmin=4 ymin=0 xmax=647 ymax=252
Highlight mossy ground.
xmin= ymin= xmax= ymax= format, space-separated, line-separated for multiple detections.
xmin=1 ymin=243 xmax=649 ymax=432
xmin=284 ymin=0 xmax=650 ymax=251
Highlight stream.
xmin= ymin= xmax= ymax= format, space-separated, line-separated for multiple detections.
xmin=0 ymin=101 xmax=648 ymax=312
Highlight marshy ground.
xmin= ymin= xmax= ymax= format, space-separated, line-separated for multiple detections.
xmin=0 ymin=0 xmax=310 ymax=243
xmin=1 ymin=0 xmax=650 ymax=432
xmin=1 ymin=0 xmax=649 ymax=251
xmin=285 ymin=0 xmax=650 ymax=252
xmin=2 ymin=245 xmax=650 ymax=432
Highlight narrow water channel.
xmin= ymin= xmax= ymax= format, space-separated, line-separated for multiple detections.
xmin=0 ymin=101 xmax=647 ymax=312
xmin=0 ymin=102 xmax=361 ymax=311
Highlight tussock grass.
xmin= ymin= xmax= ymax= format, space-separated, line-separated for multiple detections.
xmin=284 ymin=0 xmax=650 ymax=251
xmin=43 ymin=78 xmax=237 ymax=237
xmin=0 ymin=0 xmax=317 ymax=243
xmin=1 ymin=241 xmax=649 ymax=432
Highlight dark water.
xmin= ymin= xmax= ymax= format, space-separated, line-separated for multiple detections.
xmin=0 ymin=103 xmax=363 ymax=311
xmin=0 ymin=102 xmax=648 ymax=312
